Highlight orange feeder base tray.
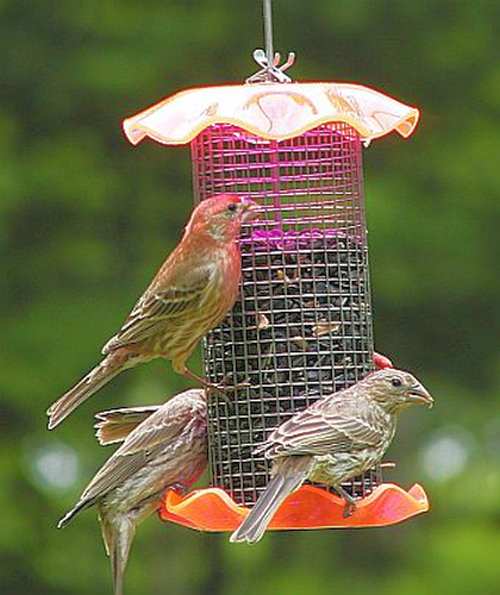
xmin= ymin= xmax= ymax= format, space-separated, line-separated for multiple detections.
xmin=159 ymin=483 xmax=429 ymax=532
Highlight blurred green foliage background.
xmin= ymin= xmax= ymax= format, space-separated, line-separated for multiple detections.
xmin=1 ymin=1 xmax=499 ymax=594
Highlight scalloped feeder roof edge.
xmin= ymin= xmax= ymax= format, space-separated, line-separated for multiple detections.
xmin=122 ymin=82 xmax=419 ymax=146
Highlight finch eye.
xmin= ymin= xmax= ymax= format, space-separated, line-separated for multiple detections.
xmin=227 ymin=203 xmax=237 ymax=213
xmin=391 ymin=377 xmax=402 ymax=387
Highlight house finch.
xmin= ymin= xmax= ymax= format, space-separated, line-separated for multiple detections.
xmin=47 ymin=194 xmax=257 ymax=429
xmin=230 ymin=368 xmax=433 ymax=544
xmin=58 ymin=388 xmax=207 ymax=595
xmin=373 ymin=351 xmax=394 ymax=369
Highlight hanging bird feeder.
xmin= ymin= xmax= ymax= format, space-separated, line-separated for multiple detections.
xmin=122 ymin=0 xmax=428 ymax=532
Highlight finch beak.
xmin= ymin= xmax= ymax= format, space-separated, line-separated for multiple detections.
xmin=406 ymin=383 xmax=434 ymax=408
xmin=240 ymin=198 xmax=259 ymax=222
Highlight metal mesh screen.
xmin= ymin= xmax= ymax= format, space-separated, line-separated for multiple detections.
xmin=191 ymin=123 xmax=379 ymax=508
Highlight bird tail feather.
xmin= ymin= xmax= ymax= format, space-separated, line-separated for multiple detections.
xmin=47 ymin=353 xmax=132 ymax=430
xmin=230 ymin=459 xmax=310 ymax=544
xmin=57 ymin=498 xmax=94 ymax=529
xmin=108 ymin=517 xmax=135 ymax=595
xmin=94 ymin=406 xmax=160 ymax=445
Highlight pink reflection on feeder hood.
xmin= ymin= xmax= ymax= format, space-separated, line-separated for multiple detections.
xmin=122 ymin=82 xmax=419 ymax=147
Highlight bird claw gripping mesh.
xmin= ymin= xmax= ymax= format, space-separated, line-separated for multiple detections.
xmin=123 ymin=82 xmax=428 ymax=532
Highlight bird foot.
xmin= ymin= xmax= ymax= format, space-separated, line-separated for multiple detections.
xmin=169 ymin=483 xmax=188 ymax=496
xmin=207 ymin=377 xmax=251 ymax=403
xmin=206 ymin=384 xmax=232 ymax=403
xmin=219 ymin=379 xmax=251 ymax=392
xmin=342 ymin=501 xmax=356 ymax=518
xmin=207 ymin=381 xmax=251 ymax=403
xmin=334 ymin=484 xmax=357 ymax=518
xmin=182 ymin=368 xmax=250 ymax=403
xmin=182 ymin=368 xmax=227 ymax=397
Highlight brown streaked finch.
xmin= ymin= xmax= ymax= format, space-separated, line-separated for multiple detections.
xmin=57 ymin=388 xmax=207 ymax=595
xmin=230 ymin=368 xmax=433 ymax=544
xmin=47 ymin=194 xmax=257 ymax=429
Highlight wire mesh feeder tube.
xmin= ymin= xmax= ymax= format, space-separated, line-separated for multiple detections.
xmin=191 ymin=122 xmax=380 ymax=509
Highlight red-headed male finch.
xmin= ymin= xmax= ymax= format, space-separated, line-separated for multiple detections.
xmin=57 ymin=388 xmax=207 ymax=595
xmin=47 ymin=194 xmax=257 ymax=429
xmin=230 ymin=368 xmax=433 ymax=544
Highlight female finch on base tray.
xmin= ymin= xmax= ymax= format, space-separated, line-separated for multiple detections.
xmin=47 ymin=194 xmax=257 ymax=429
xmin=57 ymin=388 xmax=208 ymax=595
xmin=230 ymin=368 xmax=433 ymax=544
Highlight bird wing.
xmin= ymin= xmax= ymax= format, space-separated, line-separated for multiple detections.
xmin=102 ymin=263 xmax=215 ymax=354
xmin=79 ymin=444 xmax=159 ymax=506
xmin=79 ymin=394 xmax=205 ymax=504
xmin=261 ymin=398 xmax=385 ymax=458
xmin=94 ymin=406 xmax=161 ymax=445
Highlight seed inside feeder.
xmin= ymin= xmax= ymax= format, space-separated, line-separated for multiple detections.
xmin=204 ymin=228 xmax=380 ymax=507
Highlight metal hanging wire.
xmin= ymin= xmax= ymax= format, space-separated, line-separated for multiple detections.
xmin=246 ymin=0 xmax=295 ymax=84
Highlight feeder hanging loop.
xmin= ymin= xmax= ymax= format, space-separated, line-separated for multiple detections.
xmin=246 ymin=0 xmax=295 ymax=84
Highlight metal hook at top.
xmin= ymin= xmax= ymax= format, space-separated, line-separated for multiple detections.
xmin=246 ymin=49 xmax=296 ymax=84
xmin=246 ymin=0 xmax=296 ymax=84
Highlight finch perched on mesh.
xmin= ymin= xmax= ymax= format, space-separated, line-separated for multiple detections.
xmin=47 ymin=194 xmax=257 ymax=429
xmin=230 ymin=368 xmax=433 ymax=544
xmin=57 ymin=388 xmax=207 ymax=595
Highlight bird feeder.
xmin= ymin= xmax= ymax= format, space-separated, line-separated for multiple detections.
xmin=122 ymin=1 xmax=428 ymax=533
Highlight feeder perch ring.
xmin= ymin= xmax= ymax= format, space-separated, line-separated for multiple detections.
xmin=159 ymin=484 xmax=430 ymax=533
